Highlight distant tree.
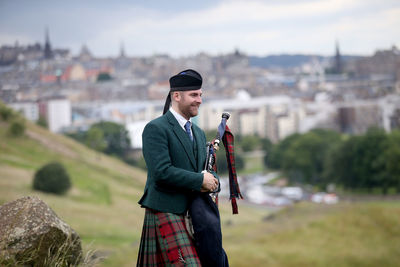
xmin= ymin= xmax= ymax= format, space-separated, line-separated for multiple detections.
xmin=8 ymin=119 xmax=25 ymax=137
xmin=279 ymin=129 xmax=341 ymax=186
xmin=267 ymin=133 xmax=301 ymax=170
xmin=97 ymin=72 xmax=112 ymax=82
xmin=90 ymin=121 xmax=130 ymax=157
xmin=85 ymin=127 xmax=106 ymax=153
xmin=324 ymin=127 xmax=389 ymax=193
xmin=33 ymin=162 xmax=71 ymax=195
xmin=235 ymin=154 xmax=245 ymax=171
xmin=354 ymin=128 xmax=387 ymax=192
xmin=323 ymin=136 xmax=358 ymax=189
xmin=0 ymin=104 xmax=14 ymax=121
xmin=261 ymin=137 xmax=273 ymax=152
xmin=383 ymin=130 xmax=400 ymax=193
xmin=262 ymin=137 xmax=273 ymax=168
xmin=240 ymin=135 xmax=260 ymax=152
xmin=65 ymin=131 xmax=87 ymax=143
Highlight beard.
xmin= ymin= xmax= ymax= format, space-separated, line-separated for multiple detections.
xmin=178 ymin=102 xmax=200 ymax=119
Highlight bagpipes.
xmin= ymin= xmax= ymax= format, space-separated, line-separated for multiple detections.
xmin=188 ymin=112 xmax=242 ymax=267
xmin=204 ymin=112 xmax=243 ymax=214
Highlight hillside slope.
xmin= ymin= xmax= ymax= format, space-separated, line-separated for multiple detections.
xmin=0 ymin=114 xmax=147 ymax=265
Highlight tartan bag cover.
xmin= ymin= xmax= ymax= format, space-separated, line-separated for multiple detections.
xmin=137 ymin=208 xmax=201 ymax=266
xmin=222 ymin=125 xmax=243 ymax=214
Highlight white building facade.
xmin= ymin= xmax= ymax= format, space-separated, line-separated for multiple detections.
xmin=8 ymin=101 xmax=39 ymax=122
xmin=46 ymin=98 xmax=72 ymax=133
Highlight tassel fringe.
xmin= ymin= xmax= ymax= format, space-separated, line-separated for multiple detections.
xmin=231 ymin=198 xmax=238 ymax=214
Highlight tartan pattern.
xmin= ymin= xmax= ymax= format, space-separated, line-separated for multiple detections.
xmin=210 ymin=142 xmax=218 ymax=173
xmin=137 ymin=209 xmax=201 ymax=266
xmin=222 ymin=125 xmax=243 ymax=214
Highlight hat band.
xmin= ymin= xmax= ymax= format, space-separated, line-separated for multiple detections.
xmin=170 ymin=85 xmax=201 ymax=91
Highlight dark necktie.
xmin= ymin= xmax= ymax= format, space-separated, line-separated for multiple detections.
xmin=184 ymin=121 xmax=193 ymax=141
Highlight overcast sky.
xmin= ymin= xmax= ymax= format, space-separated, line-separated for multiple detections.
xmin=1 ymin=0 xmax=399 ymax=57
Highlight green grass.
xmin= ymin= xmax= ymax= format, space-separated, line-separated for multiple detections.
xmin=222 ymin=201 xmax=400 ymax=267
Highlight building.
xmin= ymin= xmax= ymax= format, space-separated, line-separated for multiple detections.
xmin=8 ymin=101 xmax=39 ymax=122
xmin=335 ymin=96 xmax=400 ymax=134
xmin=38 ymin=97 xmax=71 ymax=133
xmin=126 ymin=120 xmax=148 ymax=149
xmin=198 ymin=91 xmax=303 ymax=142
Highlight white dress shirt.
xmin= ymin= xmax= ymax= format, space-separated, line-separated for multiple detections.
xmin=169 ymin=107 xmax=192 ymax=135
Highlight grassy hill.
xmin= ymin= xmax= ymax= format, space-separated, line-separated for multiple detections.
xmin=0 ymin=112 xmax=148 ymax=265
xmin=1 ymin=105 xmax=400 ymax=266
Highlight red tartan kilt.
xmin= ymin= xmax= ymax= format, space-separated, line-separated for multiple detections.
xmin=137 ymin=208 xmax=201 ymax=266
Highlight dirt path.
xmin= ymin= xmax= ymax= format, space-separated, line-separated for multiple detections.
xmin=26 ymin=130 xmax=78 ymax=159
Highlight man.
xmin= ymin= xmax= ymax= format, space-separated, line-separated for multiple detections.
xmin=137 ymin=69 xmax=218 ymax=266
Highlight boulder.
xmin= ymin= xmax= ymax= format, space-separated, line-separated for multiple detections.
xmin=0 ymin=196 xmax=82 ymax=266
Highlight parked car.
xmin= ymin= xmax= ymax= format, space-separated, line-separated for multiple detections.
xmin=281 ymin=187 xmax=303 ymax=201
xmin=311 ymin=192 xmax=339 ymax=204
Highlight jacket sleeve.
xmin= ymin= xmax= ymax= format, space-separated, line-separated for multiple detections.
xmin=142 ymin=123 xmax=203 ymax=192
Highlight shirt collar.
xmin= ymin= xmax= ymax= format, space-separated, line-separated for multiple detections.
xmin=170 ymin=107 xmax=192 ymax=130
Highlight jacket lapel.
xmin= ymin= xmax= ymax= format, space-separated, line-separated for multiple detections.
xmin=166 ymin=111 xmax=197 ymax=169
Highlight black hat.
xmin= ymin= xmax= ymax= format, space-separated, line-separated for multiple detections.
xmin=163 ymin=69 xmax=202 ymax=114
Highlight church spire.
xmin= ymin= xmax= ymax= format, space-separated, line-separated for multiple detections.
xmin=334 ymin=40 xmax=342 ymax=74
xmin=119 ymin=41 xmax=126 ymax=58
xmin=44 ymin=27 xmax=53 ymax=59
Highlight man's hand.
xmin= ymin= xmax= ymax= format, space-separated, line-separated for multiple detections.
xmin=201 ymin=172 xmax=219 ymax=192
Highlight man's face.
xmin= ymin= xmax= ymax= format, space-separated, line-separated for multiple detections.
xmin=175 ymin=89 xmax=202 ymax=119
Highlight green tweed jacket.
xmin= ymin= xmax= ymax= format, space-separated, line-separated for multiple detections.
xmin=138 ymin=110 xmax=207 ymax=214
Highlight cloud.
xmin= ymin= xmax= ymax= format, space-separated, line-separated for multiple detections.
xmin=303 ymin=6 xmax=400 ymax=54
xmin=206 ymin=0 xmax=356 ymax=22
xmin=88 ymin=0 xmax=397 ymax=56
xmin=1 ymin=0 xmax=399 ymax=56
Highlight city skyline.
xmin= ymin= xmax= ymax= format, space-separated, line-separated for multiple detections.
xmin=1 ymin=0 xmax=400 ymax=57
